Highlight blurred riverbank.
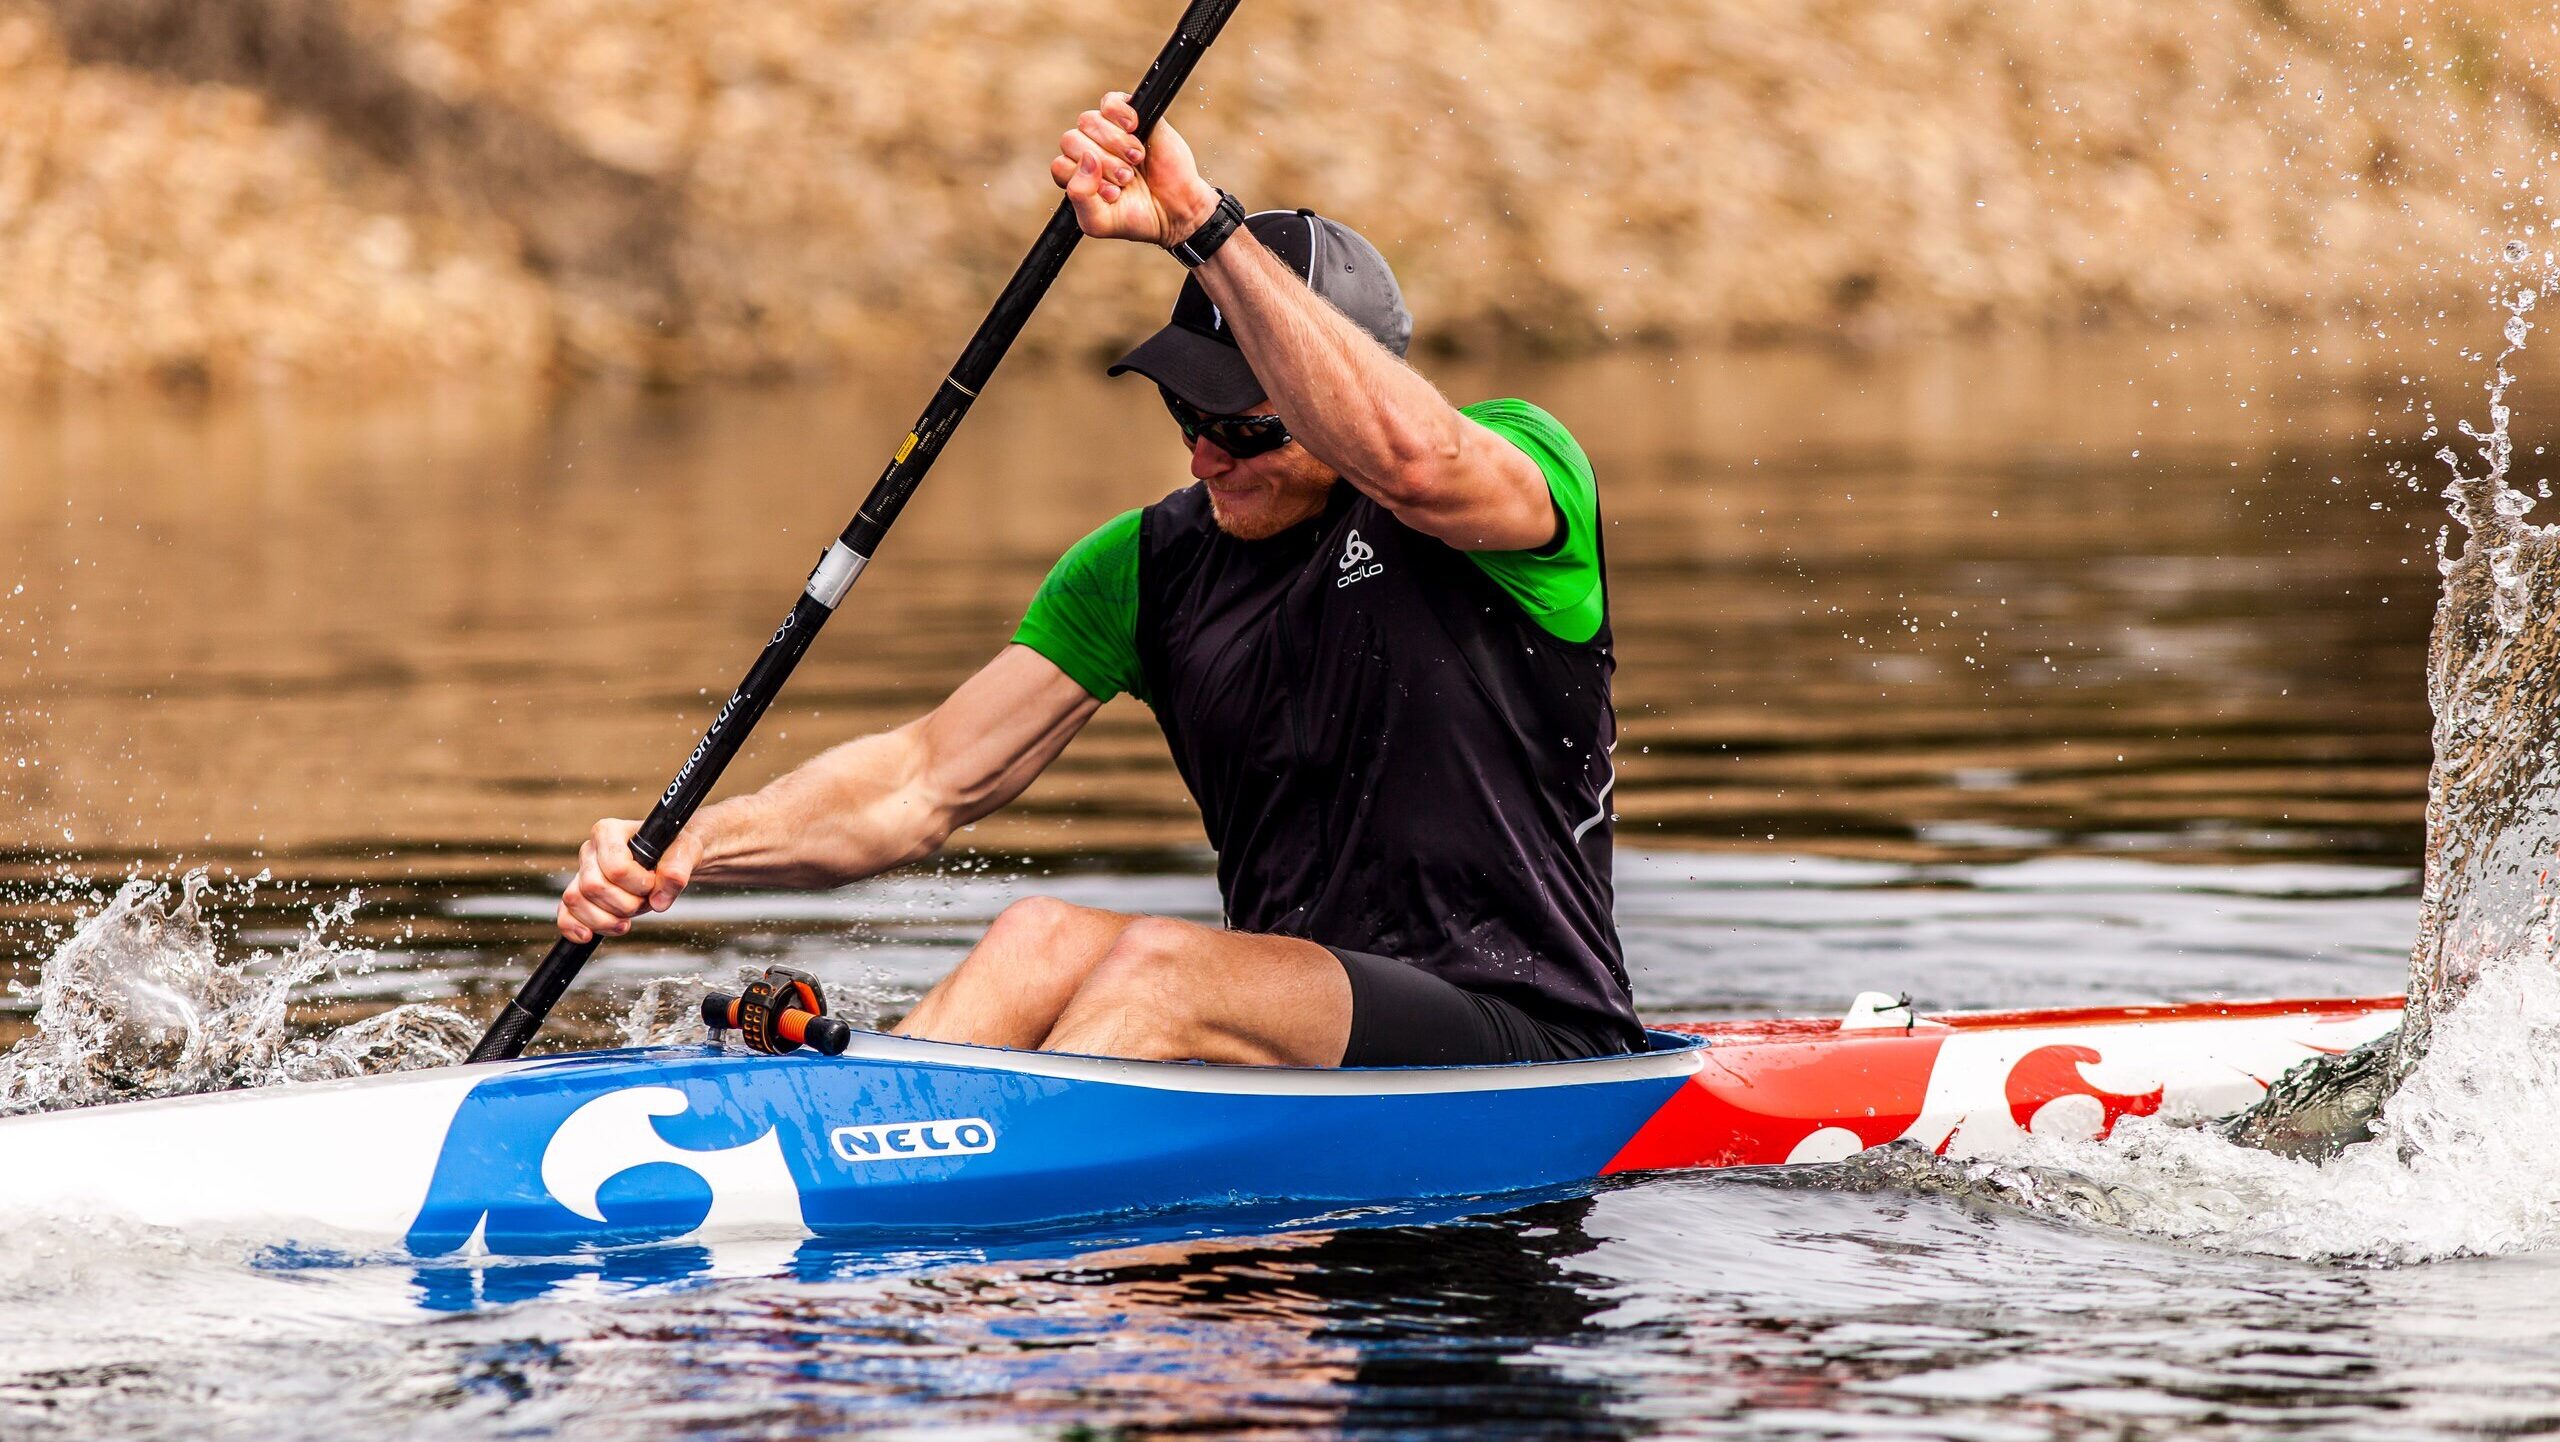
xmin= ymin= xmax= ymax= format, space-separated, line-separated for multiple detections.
xmin=0 ymin=0 xmax=2548 ymax=390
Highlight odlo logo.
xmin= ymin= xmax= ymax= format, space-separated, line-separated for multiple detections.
xmin=830 ymin=1117 xmax=997 ymax=1164
xmin=1336 ymin=529 xmax=1383 ymax=589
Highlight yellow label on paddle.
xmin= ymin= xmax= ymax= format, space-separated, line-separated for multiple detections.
xmin=894 ymin=432 xmax=919 ymax=464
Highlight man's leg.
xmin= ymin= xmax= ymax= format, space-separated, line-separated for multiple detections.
xmin=892 ymin=896 xmax=1136 ymax=1048
xmin=1041 ymin=917 xmax=1352 ymax=1066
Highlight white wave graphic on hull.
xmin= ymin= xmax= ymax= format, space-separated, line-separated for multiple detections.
xmin=538 ymin=1087 xmax=809 ymax=1239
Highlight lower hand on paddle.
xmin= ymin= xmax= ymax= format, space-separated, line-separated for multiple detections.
xmin=1052 ymin=91 xmax=1220 ymax=245
xmin=558 ymin=817 xmax=701 ymax=943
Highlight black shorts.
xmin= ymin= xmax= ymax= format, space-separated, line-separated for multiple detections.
xmin=1331 ymin=947 xmax=1623 ymax=1067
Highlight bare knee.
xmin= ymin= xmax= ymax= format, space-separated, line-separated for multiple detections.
xmin=981 ymin=894 xmax=1091 ymax=951
xmin=897 ymin=896 xmax=1124 ymax=1047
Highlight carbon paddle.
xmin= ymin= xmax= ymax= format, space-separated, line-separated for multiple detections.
xmin=469 ymin=0 xmax=1247 ymax=1062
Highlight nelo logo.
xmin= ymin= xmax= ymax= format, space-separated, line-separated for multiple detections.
xmin=830 ymin=1117 xmax=997 ymax=1163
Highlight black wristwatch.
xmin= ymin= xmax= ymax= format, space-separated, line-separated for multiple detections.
xmin=1168 ymin=189 xmax=1245 ymax=269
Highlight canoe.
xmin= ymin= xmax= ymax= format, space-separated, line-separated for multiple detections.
xmin=0 ymin=993 xmax=2401 ymax=1258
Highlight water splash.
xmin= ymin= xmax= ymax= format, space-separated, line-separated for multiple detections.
xmin=0 ymin=872 xmax=476 ymax=1114
xmin=2209 ymin=262 xmax=2560 ymax=1160
xmin=0 ymin=874 xmax=896 ymax=1114
xmin=617 ymin=971 xmax=714 ymax=1047
xmin=2400 ymin=272 xmax=2560 ymax=1071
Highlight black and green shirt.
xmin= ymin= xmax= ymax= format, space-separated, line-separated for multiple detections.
xmin=1012 ymin=399 xmax=1634 ymax=1047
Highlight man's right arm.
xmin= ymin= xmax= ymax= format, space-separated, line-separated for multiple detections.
xmin=556 ymin=645 xmax=1101 ymax=942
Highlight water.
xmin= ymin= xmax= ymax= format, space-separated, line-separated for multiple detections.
xmin=26 ymin=1178 xmax=2560 ymax=1441
xmin=0 ymin=332 xmax=2525 ymax=1437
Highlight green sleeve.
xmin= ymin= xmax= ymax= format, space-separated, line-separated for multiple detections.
xmin=1461 ymin=399 xmax=1605 ymax=644
xmin=1011 ymin=509 xmax=1147 ymax=704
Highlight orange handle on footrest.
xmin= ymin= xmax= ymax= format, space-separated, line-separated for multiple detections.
xmin=700 ymin=978 xmax=852 ymax=1056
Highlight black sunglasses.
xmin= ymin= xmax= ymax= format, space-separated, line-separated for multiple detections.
xmin=1161 ymin=387 xmax=1293 ymax=459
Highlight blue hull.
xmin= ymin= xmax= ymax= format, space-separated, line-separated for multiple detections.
xmin=407 ymin=1030 xmax=1708 ymax=1257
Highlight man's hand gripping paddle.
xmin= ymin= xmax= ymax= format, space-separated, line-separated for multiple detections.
xmin=468 ymin=0 xmax=1249 ymax=1062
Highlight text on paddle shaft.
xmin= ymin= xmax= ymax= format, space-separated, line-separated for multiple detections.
xmin=663 ymin=686 xmax=748 ymax=807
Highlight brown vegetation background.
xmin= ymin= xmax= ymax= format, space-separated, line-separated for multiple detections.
xmin=0 ymin=0 xmax=2550 ymax=389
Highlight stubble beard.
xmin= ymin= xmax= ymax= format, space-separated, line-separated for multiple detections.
xmin=1206 ymin=488 xmax=1292 ymax=541
xmin=1205 ymin=460 xmax=1335 ymax=541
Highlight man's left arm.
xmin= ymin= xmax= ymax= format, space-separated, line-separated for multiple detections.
xmin=1188 ymin=233 xmax=1555 ymax=551
xmin=1056 ymin=92 xmax=1555 ymax=553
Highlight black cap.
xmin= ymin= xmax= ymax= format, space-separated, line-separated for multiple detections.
xmin=1109 ymin=208 xmax=1412 ymax=414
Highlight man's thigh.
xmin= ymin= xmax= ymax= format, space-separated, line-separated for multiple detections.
xmin=1044 ymin=917 xmax=1353 ymax=1066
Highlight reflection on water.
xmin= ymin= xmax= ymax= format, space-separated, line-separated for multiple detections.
xmin=0 ymin=334 xmax=2440 ymax=889
xmin=21 ymin=1170 xmax=2560 ymax=1440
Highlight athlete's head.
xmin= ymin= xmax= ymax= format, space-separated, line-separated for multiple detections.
xmin=1109 ymin=209 xmax=1411 ymax=540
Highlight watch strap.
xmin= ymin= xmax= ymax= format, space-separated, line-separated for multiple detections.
xmin=1169 ymin=190 xmax=1245 ymax=269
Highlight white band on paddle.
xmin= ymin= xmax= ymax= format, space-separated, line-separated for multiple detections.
xmin=804 ymin=541 xmax=868 ymax=609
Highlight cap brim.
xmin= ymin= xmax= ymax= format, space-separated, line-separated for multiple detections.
xmin=1107 ymin=325 xmax=1266 ymax=413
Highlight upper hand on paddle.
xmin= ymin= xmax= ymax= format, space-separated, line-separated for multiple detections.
xmin=558 ymin=817 xmax=701 ymax=943
xmin=1052 ymin=92 xmax=1220 ymax=246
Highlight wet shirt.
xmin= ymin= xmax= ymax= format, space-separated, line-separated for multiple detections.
xmin=1011 ymin=399 xmax=1636 ymax=1049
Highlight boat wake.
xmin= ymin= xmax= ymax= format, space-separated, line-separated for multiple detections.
xmin=0 ymin=871 xmax=479 ymax=1114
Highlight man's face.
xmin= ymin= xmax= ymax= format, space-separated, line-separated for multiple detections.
xmin=1185 ymin=404 xmax=1335 ymax=540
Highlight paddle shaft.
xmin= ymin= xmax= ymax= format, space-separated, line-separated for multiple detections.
xmin=468 ymin=0 xmax=1245 ymax=1063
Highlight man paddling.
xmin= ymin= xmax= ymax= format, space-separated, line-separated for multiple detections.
xmin=557 ymin=92 xmax=1635 ymax=1067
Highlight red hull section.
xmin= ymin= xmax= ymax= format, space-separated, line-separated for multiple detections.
xmin=1608 ymin=995 xmax=2403 ymax=1172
